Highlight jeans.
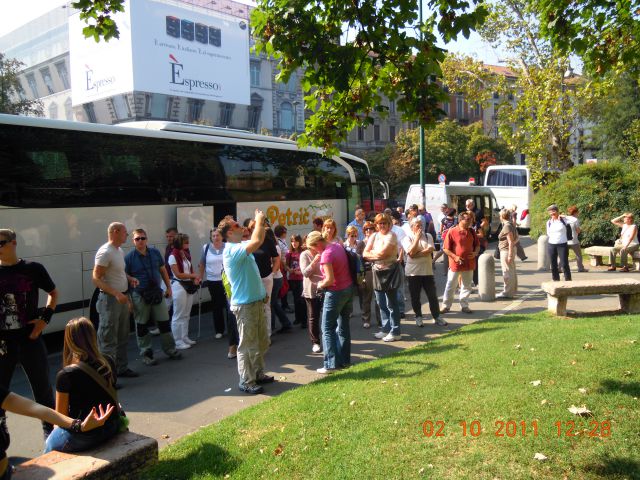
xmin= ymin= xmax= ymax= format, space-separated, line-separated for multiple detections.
xmin=131 ymin=292 xmax=176 ymax=357
xmin=548 ymin=243 xmax=571 ymax=281
xmin=406 ymin=275 xmax=440 ymax=319
xmin=96 ymin=292 xmax=131 ymax=374
xmin=271 ymin=277 xmax=291 ymax=330
xmin=374 ymin=288 xmax=401 ymax=335
xmin=396 ymin=267 xmax=406 ymax=315
xmin=321 ymin=287 xmax=353 ymax=369
xmin=288 ymin=279 xmax=307 ymax=326
xmin=0 ymin=330 xmax=54 ymax=437
xmin=44 ymin=417 xmax=119 ymax=453
xmin=609 ymin=243 xmax=639 ymax=268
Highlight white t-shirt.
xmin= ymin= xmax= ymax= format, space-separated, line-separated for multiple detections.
xmin=201 ymin=243 xmax=225 ymax=282
xmin=621 ymin=223 xmax=639 ymax=247
xmin=366 ymin=231 xmax=398 ymax=270
xmin=168 ymin=254 xmax=191 ymax=277
xmin=401 ymin=233 xmax=434 ymax=276
xmin=547 ymin=217 xmax=568 ymax=245
xmin=565 ymin=215 xmax=580 ymax=246
xmin=94 ymin=242 xmax=128 ymax=292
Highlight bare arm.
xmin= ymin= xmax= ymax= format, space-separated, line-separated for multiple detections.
xmin=300 ymin=253 xmax=321 ymax=278
xmin=271 ymin=255 xmax=281 ymax=275
xmin=160 ymin=265 xmax=172 ymax=298
xmin=28 ymin=288 xmax=59 ymax=340
xmin=244 ymin=210 xmax=266 ymax=254
xmin=3 ymin=392 xmax=113 ymax=433
xmin=611 ymin=215 xmax=625 ymax=228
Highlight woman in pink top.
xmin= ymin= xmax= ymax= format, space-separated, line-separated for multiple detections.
xmin=306 ymin=231 xmax=353 ymax=374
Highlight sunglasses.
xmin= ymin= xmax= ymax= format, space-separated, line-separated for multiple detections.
xmin=134 ymin=237 xmax=147 ymax=241
xmin=0 ymin=239 xmax=9 ymax=247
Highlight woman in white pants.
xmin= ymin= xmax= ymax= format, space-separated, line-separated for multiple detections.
xmin=168 ymin=233 xmax=201 ymax=349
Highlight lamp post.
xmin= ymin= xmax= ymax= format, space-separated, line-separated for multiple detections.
xmin=418 ymin=0 xmax=426 ymax=206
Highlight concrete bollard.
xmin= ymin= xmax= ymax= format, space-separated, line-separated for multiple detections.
xmin=537 ymin=235 xmax=550 ymax=271
xmin=478 ymin=252 xmax=496 ymax=302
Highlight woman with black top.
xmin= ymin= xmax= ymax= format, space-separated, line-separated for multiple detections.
xmin=44 ymin=317 xmax=121 ymax=453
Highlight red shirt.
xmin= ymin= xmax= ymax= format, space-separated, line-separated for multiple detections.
xmin=444 ymin=226 xmax=479 ymax=272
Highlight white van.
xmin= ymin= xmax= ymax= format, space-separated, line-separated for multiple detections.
xmin=405 ymin=183 xmax=501 ymax=237
xmin=484 ymin=165 xmax=533 ymax=232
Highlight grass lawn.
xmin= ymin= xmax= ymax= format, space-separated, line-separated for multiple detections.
xmin=143 ymin=312 xmax=639 ymax=480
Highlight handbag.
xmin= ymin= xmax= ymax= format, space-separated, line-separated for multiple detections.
xmin=141 ymin=282 xmax=163 ymax=305
xmin=180 ymin=281 xmax=199 ymax=295
xmin=372 ymin=262 xmax=402 ymax=291
xmin=71 ymin=362 xmax=128 ymax=433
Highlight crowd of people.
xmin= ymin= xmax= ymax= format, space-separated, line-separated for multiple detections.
xmin=0 ymin=200 xmax=636 ymax=472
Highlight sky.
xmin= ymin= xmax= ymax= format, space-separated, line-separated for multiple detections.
xmin=0 ymin=0 xmax=504 ymax=65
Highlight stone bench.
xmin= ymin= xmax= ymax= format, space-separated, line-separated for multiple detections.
xmin=584 ymin=246 xmax=640 ymax=270
xmin=13 ymin=431 xmax=157 ymax=480
xmin=541 ymin=278 xmax=640 ymax=316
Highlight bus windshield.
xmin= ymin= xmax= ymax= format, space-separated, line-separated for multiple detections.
xmin=485 ymin=169 xmax=527 ymax=187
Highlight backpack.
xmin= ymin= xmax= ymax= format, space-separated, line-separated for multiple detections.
xmin=548 ymin=217 xmax=573 ymax=241
xmin=342 ymin=245 xmax=365 ymax=287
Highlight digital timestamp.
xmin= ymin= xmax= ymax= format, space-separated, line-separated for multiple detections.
xmin=421 ymin=420 xmax=612 ymax=438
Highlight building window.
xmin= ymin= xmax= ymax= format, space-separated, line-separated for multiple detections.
xmin=389 ymin=125 xmax=396 ymax=143
xmin=144 ymin=93 xmax=168 ymax=118
xmin=64 ymin=98 xmax=73 ymax=120
xmin=443 ymin=101 xmax=450 ymax=115
xmin=247 ymin=94 xmax=263 ymax=131
xmin=374 ymin=124 xmax=380 ymax=142
xmin=112 ymin=95 xmax=132 ymax=120
xmin=493 ymin=91 xmax=500 ymax=99
xmin=188 ymin=99 xmax=205 ymax=123
xmin=456 ymin=96 xmax=464 ymax=119
xmin=250 ymin=61 xmax=260 ymax=87
xmin=26 ymin=73 xmax=39 ymax=98
xmin=55 ymin=62 xmax=70 ymax=89
xmin=357 ymin=126 xmax=365 ymax=141
xmin=389 ymin=100 xmax=396 ymax=114
xmin=40 ymin=68 xmax=55 ymax=95
xmin=218 ymin=102 xmax=234 ymax=126
xmin=279 ymin=101 xmax=293 ymax=130
xmin=474 ymin=103 xmax=481 ymax=117
xmin=48 ymin=102 xmax=58 ymax=119
xmin=83 ymin=103 xmax=97 ymax=123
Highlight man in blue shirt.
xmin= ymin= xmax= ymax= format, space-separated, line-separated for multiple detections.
xmin=347 ymin=208 xmax=365 ymax=241
xmin=220 ymin=210 xmax=273 ymax=394
xmin=125 ymin=229 xmax=181 ymax=366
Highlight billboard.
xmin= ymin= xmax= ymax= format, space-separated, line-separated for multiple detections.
xmin=69 ymin=0 xmax=250 ymax=106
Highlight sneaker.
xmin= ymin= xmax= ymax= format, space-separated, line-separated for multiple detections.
xmin=495 ymin=294 xmax=512 ymax=300
xmin=461 ymin=307 xmax=474 ymax=314
xmin=577 ymin=268 xmax=589 ymax=272
xmin=175 ymin=341 xmax=191 ymax=350
xmin=215 ymin=333 xmax=223 ymax=339
xmin=607 ymin=266 xmax=616 ymax=271
xmin=316 ymin=367 xmax=336 ymax=374
xmin=142 ymin=354 xmax=157 ymax=366
xmin=621 ymin=266 xmax=630 ymax=272
xmin=227 ymin=351 xmax=237 ymax=359
xmin=415 ymin=317 xmax=424 ymax=327
xmin=148 ymin=327 xmax=161 ymax=336
xmin=362 ymin=322 xmax=371 ymax=329
xmin=183 ymin=337 xmax=196 ymax=345
xmin=312 ymin=343 xmax=322 ymax=353
xmin=435 ymin=317 xmax=448 ymax=326
xmin=256 ymin=374 xmax=275 ymax=384
xmin=166 ymin=349 xmax=182 ymax=360
xmin=383 ymin=333 xmax=401 ymax=342
xmin=118 ymin=368 xmax=139 ymax=378
xmin=440 ymin=306 xmax=451 ymax=314
xmin=427 ymin=318 xmax=436 ymax=325
xmin=239 ymin=383 xmax=264 ymax=394
xmin=374 ymin=331 xmax=387 ymax=339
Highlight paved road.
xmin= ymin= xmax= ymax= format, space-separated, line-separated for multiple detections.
xmin=7 ymin=237 xmax=630 ymax=462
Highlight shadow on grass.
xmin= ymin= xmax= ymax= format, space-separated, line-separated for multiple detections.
xmin=145 ymin=442 xmax=239 ymax=479
xmin=568 ymin=309 xmax=626 ymax=318
xmin=597 ymin=379 xmax=640 ymax=398
xmin=474 ymin=313 xmax=544 ymax=325
xmin=582 ymin=455 xmax=640 ymax=479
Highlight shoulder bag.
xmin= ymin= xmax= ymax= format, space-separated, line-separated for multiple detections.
xmin=372 ymin=261 xmax=402 ymax=292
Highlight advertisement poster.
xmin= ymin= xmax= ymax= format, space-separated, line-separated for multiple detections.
xmin=70 ymin=0 xmax=250 ymax=106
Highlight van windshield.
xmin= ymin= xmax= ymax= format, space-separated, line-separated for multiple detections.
xmin=486 ymin=169 xmax=527 ymax=187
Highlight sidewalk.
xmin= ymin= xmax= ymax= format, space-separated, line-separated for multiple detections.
xmin=7 ymin=237 xmax=632 ymax=461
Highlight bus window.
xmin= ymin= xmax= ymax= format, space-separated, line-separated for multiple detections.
xmin=485 ymin=169 xmax=527 ymax=187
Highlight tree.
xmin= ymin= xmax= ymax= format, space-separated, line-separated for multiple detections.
xmin=384 ymin=120 xmax=512 ymax=196
xmin=70 ymin=0 xmax=124 ymax=41
xmin=533 ymin=0 xmax=640 ymax=75
xmin=441 ymin=0 xmax=596 ymax=190
xmin=0 ymin=53 xmax=43 ymax=116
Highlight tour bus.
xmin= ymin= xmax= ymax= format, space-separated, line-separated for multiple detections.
xmin=483 ymin=165 xmax=533 ymax=232
xmin=0 ymin=114 xmax=386 ymax=333
xmin=405 ymin=182 xmax=501 ymax=237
